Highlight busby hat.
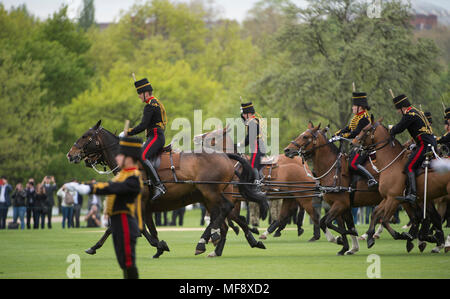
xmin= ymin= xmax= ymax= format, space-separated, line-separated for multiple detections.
xmin=241 ymin=102 xmax=255 ymax=114
xmin=445 ymin=107 xmax=450 ymax=120
xmin=119 ymin=137 xmax=143 ymax=160
xmin=352 ymin=92 xmax=369 ymax=108
xmin=424 ymin=112 xmax=432 ymax=124
xmin=393 ymin=94 xmax=411 ymax=109
xmin=135 ymin=78 xmax=153 ymax=95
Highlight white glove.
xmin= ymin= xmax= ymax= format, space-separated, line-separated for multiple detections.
xmin=64 ymin=182 xmax=91 ymax=195
xmin=101 ymin=214 xmax=110 ymax=228
xmin=118 ymin=131 xmax=126 ymax=138
xmin=329 ymin=136 xmax=341 ymax=143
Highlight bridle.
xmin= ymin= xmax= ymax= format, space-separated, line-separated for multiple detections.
xmin=290 ymin=129 xmax=332 ymax=160
xmin=73 ymin=127 xmax=120 ymax=174
xmin=353 ymin=122 xmax=394 ymax=152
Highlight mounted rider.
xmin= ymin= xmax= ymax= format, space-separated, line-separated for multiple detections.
xmin=332 ymin=91 xmax=378 ymax=189
xmin=237 ymin=102 xmax=266 ymax=177
xmin=437 ymin=107 xmax=450 ymax=156
xmin=121 ymin=77 xmax=167 ymax=201
xmin=389 ymin=94 xmax=437 ymax=203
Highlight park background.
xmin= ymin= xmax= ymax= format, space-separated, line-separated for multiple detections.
xmin=1 ymin=0 xmax=450 ymax=185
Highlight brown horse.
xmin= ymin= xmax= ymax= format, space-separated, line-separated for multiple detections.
xmin=195 ymin=127 xmax=322 ymax=243
xmin=67 ymin=120 xmax=268 ymax=258
xmin=352 ymin=120 xmax=450 ymax=252
xmin=283 ymin=122 xmax=419 ymax=254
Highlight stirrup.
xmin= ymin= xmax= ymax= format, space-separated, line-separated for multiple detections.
xmin=150 ymin=184 xmax=166 ymax=201
xmin=367 ymin=179 xmax=378 ymax=189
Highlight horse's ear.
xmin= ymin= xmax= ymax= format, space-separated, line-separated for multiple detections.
xmin=316 ymin=123 xmax=321 ymax=131
xmin=224 ymin=124 xmax=231 ymax=133
xmin=371 ymin=114 xmax=374 ymax=123
xmin=94 ymin=120 xmax=102 ymax=129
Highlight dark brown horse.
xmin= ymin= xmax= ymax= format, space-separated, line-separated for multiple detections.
xmin=67 ymin=120 xmax=268 ymax=258
xmin=283 ymin=122 xmax=420 ymax=254
xmin=353 ymin=120 xmax=450 ymax=252
xmin=195 ymin=127 xmax=322 ymax=243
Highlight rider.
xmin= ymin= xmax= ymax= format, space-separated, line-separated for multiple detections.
xmin=389 ymin=94 xmax=437 ymax=203
xmin=122 ymin=77 xmax=167 ymax=201
xmin=334 ymin=92 xmax=378 ymax=189
xmin=237 ymin=102 xmax=266 ymax=177
xmin=437 ymin=108 xmax=450 ymax=156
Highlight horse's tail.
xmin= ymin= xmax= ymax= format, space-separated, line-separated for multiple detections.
xmin=226 ymin=153 xmax=268 ymax=220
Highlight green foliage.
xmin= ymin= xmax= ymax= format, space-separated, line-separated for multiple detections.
xmin=1 ymin=0 xmax=448 ymax=184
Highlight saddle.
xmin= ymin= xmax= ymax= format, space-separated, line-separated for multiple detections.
xmin=260 ymin=156 xmax=279 ymax=181
xmin=148 ymin=145 xmax=181 ymax=179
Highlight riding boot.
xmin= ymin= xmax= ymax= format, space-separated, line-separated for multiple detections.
xmin=142 ymin=159 xmax=166 ymax=201
xmin=356 ymin=165 xmax=378 ymax=189
xmin=403 ymin=172 xmax=417 ymax=203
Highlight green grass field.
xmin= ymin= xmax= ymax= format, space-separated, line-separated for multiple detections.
xmin=1 ymin=209 xmax=449 ymax=279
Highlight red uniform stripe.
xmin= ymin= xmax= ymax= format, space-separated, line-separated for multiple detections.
xmin=408 ymin=135 xmax=424 ymax=173
xmin=121 ymin=213 xmax=133 ymax=268
xmin=351 ymin=153 xmax=360 ymax=170
xmin=142 ymin=128 xmax=158 ymax=160
xmin=251 ymin=140 xmax=258 ymax=168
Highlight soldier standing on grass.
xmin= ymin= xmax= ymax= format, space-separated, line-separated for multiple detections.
xmin=65 ymin=136 xmax=144 ymax=279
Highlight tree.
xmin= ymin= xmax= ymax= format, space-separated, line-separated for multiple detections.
xmin=78 ymin=0 xmax=96 ymax=31
xmin=0 ymin=51 xmax=58 ymax=181
xmin=249 ymin=0 xmax=442 ymax=144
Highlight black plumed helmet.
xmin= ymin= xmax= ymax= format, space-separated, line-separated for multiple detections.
xmin=119 ymin=137 xmax=143 ymax=160
xmin=393 ymin=94 xmax=411 ymax=109
xmin=134 ymin=78 xmax=153 ymax=95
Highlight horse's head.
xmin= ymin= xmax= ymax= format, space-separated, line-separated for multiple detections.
xmin=193 ymin=125 xmax=233 ymax=152
xmin=67 ymin=120 xmax=104 ymax=164
xmin=352 ymin=117 xmax=386 ymax=149
xmin=284 ymin=122 xmax=325 ymax=159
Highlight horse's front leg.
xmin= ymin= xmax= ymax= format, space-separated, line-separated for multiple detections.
xmin=85 ymin=226 xmax=112 ymax=255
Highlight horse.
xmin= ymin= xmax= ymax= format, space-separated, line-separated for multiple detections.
xmin=352 ymin=119 xmax=450 ymax=252
xmin=67 ymin=120 xmax=268 ymax=258
xmin=194 ymin=126 xmax=322 ymax=243
xmin=283 ymin=122 xmax=418 ymax=255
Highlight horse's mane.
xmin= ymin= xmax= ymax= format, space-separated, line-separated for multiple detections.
xmin=377 ymin=123 xmax=403 ymax=149
xmin=318 ymin=130 xmax=340 ymax=155
xmin=100 ymin=127 xmax=119 ymax=140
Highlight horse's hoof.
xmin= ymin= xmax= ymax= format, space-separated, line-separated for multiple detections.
xmin=345 ymin=250 xmax=357 ymax=255
xmin=367 ymin=238 xmax=375 ymax=249
xmin=419 ymin=242 xmax=427 ymax=253
xmin=259 ymin=234 xmax=267 ymax=240
xmin=445 ymin=246 xmax=450 ymax=253
xmin=153 ymin=249 xmax=164 ymax=259
xmin=337 ymin=250 xmax=346 ymax=256
xmin=207 ymin=251 xmax=218 ymax=258
xmin=254 ymin=241 xmax=266 ymax=250
xmin=232 ymin=226 xmax=239 ymax=236
xmin=336 ymin=236 xmax=343 ymax=245
xmin=298 ymin=228 xmax=304 ymax=237
xmin=85 ymin=248 xmax=96 ymax=255
xmin=373 ymin=234 xmax=380 ymax=240
xmin=406 ymin=241 xmax=414 ymax=253
xmin=274 ymin=231 xmax=281 ymax=238
xmin=308 ymin=236 xmax=320 ymax=242
xmin=195 ymin=243 xmax=206 ymax=255
xmin=358 ymin=235 xmax=367 ymax=241
xmin=159 ymin=240 xmax=170 ymax=252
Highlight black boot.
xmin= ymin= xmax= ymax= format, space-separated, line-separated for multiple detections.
xmin=123 ymin=267 xmax=139 ymax=279
xmin=142 ymin=159 xmax=166 ymax=201
xmin=403 ymin=172 xmax=417 ymax=203
xmin=356 ymin=165 xmax=378 ymax=189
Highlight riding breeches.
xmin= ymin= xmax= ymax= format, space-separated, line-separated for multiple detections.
xmin=404 ymin=134 xmax=436 ymax=174
xmin=141 ymin=127 xmax=165 ymax=161
xmin=348 ymin=149 xmax=367 ymax=172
